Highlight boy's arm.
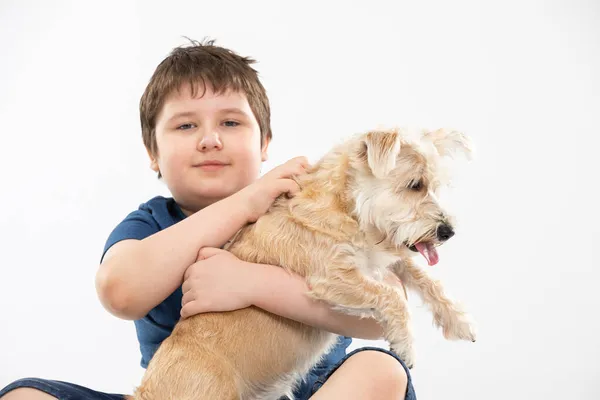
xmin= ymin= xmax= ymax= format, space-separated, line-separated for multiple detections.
xmin=179 ymin=248 xmax=389 ymax=339
xmin=96 ymin=157 xmax=309 ymax=321
xmin=96 ymin=191 xmax=251 ymax=320
xmin=249 ymin=262 xmax=388 ymax=340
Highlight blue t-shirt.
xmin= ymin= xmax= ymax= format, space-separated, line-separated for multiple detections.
xmin=101 ymin=196 xmax=352 ymax=385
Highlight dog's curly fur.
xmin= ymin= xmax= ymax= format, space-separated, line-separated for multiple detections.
xmin=129 ymin=127 xmax=477 ymax=400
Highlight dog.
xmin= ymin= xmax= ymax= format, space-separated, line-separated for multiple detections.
xmin=130 ymin=127 xmax=477 ymax=400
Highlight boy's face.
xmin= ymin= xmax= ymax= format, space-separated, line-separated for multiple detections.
xmin=151 ymin=83 xmax=269 ymax=213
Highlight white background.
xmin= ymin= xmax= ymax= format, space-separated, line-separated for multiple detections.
xmin=1 ymin=1 xmax=599 ymax=399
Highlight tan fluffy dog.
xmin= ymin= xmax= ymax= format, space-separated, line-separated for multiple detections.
xmin=130 ymin=127 xmax=477 ymax=400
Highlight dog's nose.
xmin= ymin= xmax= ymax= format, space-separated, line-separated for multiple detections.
xmin=436 ymin=224 xmax=455 ymax=241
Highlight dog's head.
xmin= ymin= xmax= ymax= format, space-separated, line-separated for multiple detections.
xmin=350 ymin=127 xmax=473 ymax=266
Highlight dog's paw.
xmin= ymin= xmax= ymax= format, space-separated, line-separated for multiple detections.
xmin=442 ymin=311 xmax=477 ymax=342
xmin=390 ymin=341 xmax=416 ymax=369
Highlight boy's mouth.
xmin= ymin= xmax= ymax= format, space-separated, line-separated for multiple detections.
xmin=195 ymin=160 xmax=229 ymax=171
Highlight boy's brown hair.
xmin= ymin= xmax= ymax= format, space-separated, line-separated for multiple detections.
xmin=140 ymin=38 xmax=272 ymax=176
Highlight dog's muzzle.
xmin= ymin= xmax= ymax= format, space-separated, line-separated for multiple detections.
xmin=405 ymin=224 xmax=454 ymax=266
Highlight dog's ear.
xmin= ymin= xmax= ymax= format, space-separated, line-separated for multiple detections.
xmin=364 ymin=130 xmax=401 ymax=178
xmin=422 ymin=129 xmax=474 ymax=160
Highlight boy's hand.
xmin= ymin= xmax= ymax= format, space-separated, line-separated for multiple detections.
xmin=240 ymin=156 xmax=310 ymax=222
xmin=180 ymin=248 xmax=256 ymax=319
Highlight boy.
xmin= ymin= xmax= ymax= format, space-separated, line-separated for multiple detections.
xmin=0 ymin=39 xmax=416 ymax=400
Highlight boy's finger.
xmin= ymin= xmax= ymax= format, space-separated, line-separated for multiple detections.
xmin=197 ymin=247 xmax=223 ymax=260
xmin=294 ymin=163 xmax=308 ymax=176
xmin=180 ymin=301 xmax=201 ymax=319
xmin=183 ymin=263 xmax=196 ymax=282
xmin=180 ymin=303 xmax=190 ymax=319
xmin=268 ymin=157 xmax=309 ymax=179
xmin=181 ymin=278 xmax=191 ymax=293
xmin=287 ymin=158 xmax=308 ymax=175
xmin=181 ymin=288 xmax=195 ymax=306
xmin=280 ymin=179 xmax=301 ymax=196
xmin=292 ymin=156 xmax=309 ymax=169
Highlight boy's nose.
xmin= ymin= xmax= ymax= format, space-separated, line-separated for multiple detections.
xmin=198 ymin=132 xmax=223 ymax=151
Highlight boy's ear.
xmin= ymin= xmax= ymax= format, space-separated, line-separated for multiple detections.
xmin=146 ymin=147 xmax=160 ymax=172
xmin=261 ymin=138 xmax=270 ymax=162
xmin=364 ymin=130 xmax=401 ymax=179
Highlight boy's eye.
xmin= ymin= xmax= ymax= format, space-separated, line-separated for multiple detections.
xmin=176 ymin=123 xmax=196 ymax=130
xmin=223 ymin=120 xmax=240 ymax=127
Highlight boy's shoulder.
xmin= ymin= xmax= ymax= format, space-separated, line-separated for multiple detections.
xmin=121 ymin=195 xmax=187 ymax=228
xmin=137 ymin=195 xmax=186 ymax=220
xmin=101 ymin=195 xmax=187 ymax=261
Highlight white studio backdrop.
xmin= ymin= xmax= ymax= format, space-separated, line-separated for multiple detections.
xmin=0 ymin=1 xmax=598 ymax=399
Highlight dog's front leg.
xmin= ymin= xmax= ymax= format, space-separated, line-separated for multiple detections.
xmin=391 ymin=258 xmax=477 ymax=342
xmin=307 ymin=256 xmax=416 ymax=368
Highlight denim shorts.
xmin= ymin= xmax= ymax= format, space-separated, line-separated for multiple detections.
xmin=0 ymin=347 xmax=416 ymax=400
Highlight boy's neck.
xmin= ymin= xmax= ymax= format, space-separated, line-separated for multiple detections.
xmin=176 ymin=197 xmax=226 ymax=216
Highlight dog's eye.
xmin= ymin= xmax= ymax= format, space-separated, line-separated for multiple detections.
xmin=409 ymin=180 xmax=423 ymax=191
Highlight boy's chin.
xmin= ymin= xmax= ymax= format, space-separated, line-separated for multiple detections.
xmin=171 ymin=179 xmax=250 ymax=208
xmin=191 ymin=184 xmax=241 ymax=202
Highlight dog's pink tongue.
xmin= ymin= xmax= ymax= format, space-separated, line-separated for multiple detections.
xmin=415 ymin=243 xmax=439 ymax=266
